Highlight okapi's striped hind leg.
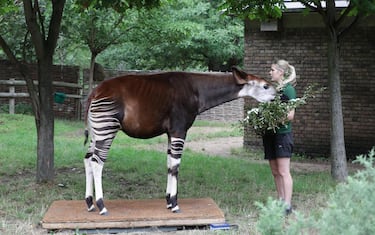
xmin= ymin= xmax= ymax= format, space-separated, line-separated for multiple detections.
xmin=84 ymin=156 xmax=108 ymax=215
xmin=84 ymin=97 xmax=121 ymax=215
xmin=166 ymin=137 xmax=185 ymax=213
xmin=84 ymin=140 xmax=96 ymax=212
xmin=84 ymin=153 xmax=109 ymax=215
xmin=84 ymin=155 xmax=95 ymax=212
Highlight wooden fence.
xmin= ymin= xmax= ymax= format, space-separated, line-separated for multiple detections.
xmin=0 ymin=78 xmax=82 ymax=118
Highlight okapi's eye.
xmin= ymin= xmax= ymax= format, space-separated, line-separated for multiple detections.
xmin=263 ymin=84 xmax=270 ymax=90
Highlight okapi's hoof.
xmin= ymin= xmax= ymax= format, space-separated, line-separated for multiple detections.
xmin=171 ymin=205 xmax=180 ymax=213
xmin=99 ymin=207 xmax=108 ymax=216
xmin=87 ymin=204 xmax=96 ymax=212
xmin=96 ymin=198 xmax=108 ymax=215
xmin=85 ymin=196 xmax=96 ymax=212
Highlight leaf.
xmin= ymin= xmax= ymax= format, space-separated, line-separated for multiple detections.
xmin=243 ymin=84 xmax=325 ymax=136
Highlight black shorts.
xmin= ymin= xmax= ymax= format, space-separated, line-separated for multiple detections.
xmin=262 ymin=132 xmax=294 ymax=160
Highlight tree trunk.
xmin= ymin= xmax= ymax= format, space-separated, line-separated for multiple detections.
xmin=36 ymin=59 xmax=55 ymax=183
xmin=88 ymin=52 xmax=97 ymax=94
xmin=22 ymin=0 xmax=65 ymax=183
xmin=327 ymin=31 xmax=348 ymax=182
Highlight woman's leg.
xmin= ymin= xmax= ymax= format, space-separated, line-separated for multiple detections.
xmin=275 ymin=157 xmax=293 ymax=206
xmin=269 ymin=159 xmax=284 ymax=200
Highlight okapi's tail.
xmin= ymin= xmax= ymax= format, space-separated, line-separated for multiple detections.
xmin=83 ymin=90 xmax=94 ymax=146
xmin=84 ymin=129 xmax=89 ymax=146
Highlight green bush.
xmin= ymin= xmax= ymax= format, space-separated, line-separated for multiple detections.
xmin=317 ymin=147 xmax=375 ymax=235
xmin=255 ymin=147 xmax=375 ymax=235
xmin=255 ymin=198 xmax=287 ymax=235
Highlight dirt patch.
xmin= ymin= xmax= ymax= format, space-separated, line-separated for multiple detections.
xmin=291 ymin=161 xmax=330 ymax=173
xmin=185 ymin=136 xmax=331 ymax=172
xmin=185 ymin=137 xmax=243 ymax=157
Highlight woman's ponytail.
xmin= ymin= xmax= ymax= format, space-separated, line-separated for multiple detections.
xmin=284 ymin=64 xmax=296 ymax=87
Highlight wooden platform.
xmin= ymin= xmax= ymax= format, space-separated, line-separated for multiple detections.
xmin=41 ymin=198 xmax=225 ymax=231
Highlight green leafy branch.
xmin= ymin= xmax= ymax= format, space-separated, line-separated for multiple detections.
xmin=243 ymin=84 xmax=325 ymax=136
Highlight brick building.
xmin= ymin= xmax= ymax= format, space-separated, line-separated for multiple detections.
xmin=243 ymin=3 xmax=375 ymax=158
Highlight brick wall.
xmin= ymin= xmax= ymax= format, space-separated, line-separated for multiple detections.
xmin=243 ymin=15 xmax=375 ymax=158
xmin=196 ymin=98 xmax=244 ymax=122
xmin=0 ymin=60 xmax=81 ymax=119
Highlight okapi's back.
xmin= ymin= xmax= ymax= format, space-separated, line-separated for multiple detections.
xmin=91 ymin=72 xmax=196 ymax=100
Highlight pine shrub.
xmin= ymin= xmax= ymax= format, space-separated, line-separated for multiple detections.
xmin=255 ymin=147 xmax=375 ymax=235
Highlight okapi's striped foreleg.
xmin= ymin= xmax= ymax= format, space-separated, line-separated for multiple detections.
xmin=166 ymin=137 xmax=185 ymax=213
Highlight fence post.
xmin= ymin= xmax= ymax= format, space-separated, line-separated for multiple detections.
xmin=9 ymin=79 xmax=15 ymax=114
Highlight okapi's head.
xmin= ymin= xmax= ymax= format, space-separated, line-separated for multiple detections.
xmin=232 ymin=67 xmax=276 ymax=102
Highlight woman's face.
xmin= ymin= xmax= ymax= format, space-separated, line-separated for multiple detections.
xmin=269 ymin=64 xmax=284 ymax=84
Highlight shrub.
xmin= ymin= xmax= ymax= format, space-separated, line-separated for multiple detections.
xmin=255 ymin=147 xmax=375 ymax=235
xmin=317 ymin=147 xmax=375 ymax=235
xmin=255 ymin=198 xmax=287 ymax=235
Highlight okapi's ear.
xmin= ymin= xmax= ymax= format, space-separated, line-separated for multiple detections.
xmin=232 ymin=66 xmax=248 ymax=85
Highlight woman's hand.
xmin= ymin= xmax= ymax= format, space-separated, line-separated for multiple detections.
xmin=287 ymin=109 xmax=295 ymax=121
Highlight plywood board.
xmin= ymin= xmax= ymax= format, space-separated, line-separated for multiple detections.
xmin=42 ymin=198 xmax=225 ymax=230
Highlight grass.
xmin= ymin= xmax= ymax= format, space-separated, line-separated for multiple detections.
xmin=0 ymin=114 xmax=337 ymax=234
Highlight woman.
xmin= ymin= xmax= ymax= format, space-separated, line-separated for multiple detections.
xmin=263 ymin=59 xmax=297 ymax=215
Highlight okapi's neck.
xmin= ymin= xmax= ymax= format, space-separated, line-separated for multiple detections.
xmin=193 ymin=73 xmax=242 ymax=113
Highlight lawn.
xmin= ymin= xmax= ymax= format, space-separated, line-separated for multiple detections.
xmin=0 ymin=114 xmax=336 ymax=234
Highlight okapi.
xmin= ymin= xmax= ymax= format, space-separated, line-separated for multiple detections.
xmin=84 ymin=67 xmax=276 ymax=215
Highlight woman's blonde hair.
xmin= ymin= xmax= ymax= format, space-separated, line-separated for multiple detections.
xmin=274 ymin=59 xmax=297 ymax=89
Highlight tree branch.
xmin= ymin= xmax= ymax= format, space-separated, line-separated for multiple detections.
xmin=299 ymin=0 xmax=327 ymax=22
xmin=299 ymin=0 xmax=320 ymax=13
xmin=22 ymin=30 xmax=30 ymax=61
xmin=0 ymin=35 xmax=18 ymax=64
xmin=46 ymin=0 xmax=65 ymax=55
xmin=0 ymin=34 xmax=40 ymax=119
xmin=106 ymin=25 xmax=137 ymax=47
xmin=35 ymin=0 xmax=46 ymax=38
xmin=23 ymin=0 xmax=44 ymax=57
xmin=338 ymin=14 xmax=362 ymax=39
xmin=335 ymin=1 xmax=355 ymax=28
